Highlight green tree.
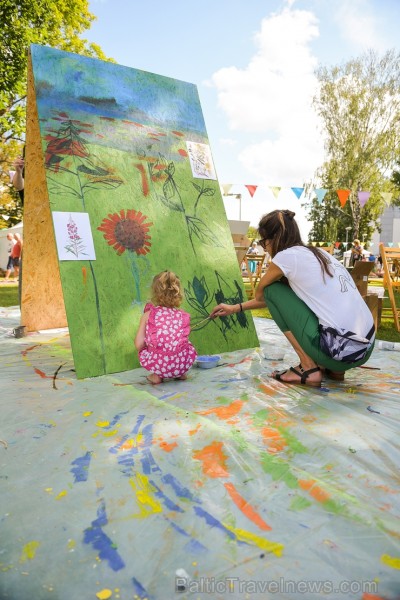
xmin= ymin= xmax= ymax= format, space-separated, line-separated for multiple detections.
xmin=247 ymin=226 xmax=258 ymax=241
xmin=307 ymin=49 xmax=400 ymax=243
xmin=0 ymin=0 xmax=111 ymax=143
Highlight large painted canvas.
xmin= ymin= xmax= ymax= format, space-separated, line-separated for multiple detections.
xmin=29 ymin=44 xmax=258 ymax=378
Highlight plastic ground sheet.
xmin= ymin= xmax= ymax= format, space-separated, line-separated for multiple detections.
xmin=1 ymin=307 xmax=400 ymax=600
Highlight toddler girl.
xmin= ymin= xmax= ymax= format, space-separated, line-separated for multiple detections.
xmin=134 ymin=271 xmax=197 ymax=384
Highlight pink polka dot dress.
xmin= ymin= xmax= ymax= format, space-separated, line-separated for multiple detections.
xmin=139 ymin=303 xmax=197 ymax=378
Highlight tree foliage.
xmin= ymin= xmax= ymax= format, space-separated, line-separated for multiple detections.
xmin=0 ymin=0 xmax=112 ymax=227
xmin=0 ymin=0 xmax=110 ymax=142
xmin=306 ymin=49 xmax=400 ymax=243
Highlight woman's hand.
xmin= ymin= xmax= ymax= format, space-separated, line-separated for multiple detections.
xmin=209 ymin=303 xmax=236 ymax=318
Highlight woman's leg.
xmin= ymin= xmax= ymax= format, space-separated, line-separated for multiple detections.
xmin=263 ymin=282 xmax=373 ymax=379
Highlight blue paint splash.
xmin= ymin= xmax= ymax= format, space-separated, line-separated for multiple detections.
xmin=149 ymin=479 xmax=184 ymax=512
xmin=161 ymin=473 xmax=201 ymax=503
xmin=132 ymin=577 xmax=153 ymax=599
xmin=70 ymin=451 xmax=92 ymax=483
xmin=193 ymin=506 xmax=236 ymax=540
xmin=165 ymin=517 xmax=208 ymax=554
xmin=109 ymin=414 xmax=145 ymax=454
xmin=83 ymin=501 xmax=125 ymax=571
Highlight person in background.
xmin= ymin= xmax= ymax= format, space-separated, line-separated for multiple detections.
xmin=351 ymin=239 xmax=363 ymax=265
xmin=10 ymin=233 xmax=22 ymax=281
xmin=246 ymin=240 xmax=259 ymax=273
xmin=12 ymin=156 xmax=24 ymax=205
xmin=134 ymin=271 xmax=197 ymax=385
xmin=4 ymin=233 xmax=16 ymax=281
xmin=210 ymin=209 xmax=375 ymax=387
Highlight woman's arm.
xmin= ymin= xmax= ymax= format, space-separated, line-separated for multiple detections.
xmin=209 ymin=262 xmax=285 ymax=318
xmin=254 ymin=262 xmax=284 ymax=301
xmin=134 ymin=311 xmax=150 ymax=351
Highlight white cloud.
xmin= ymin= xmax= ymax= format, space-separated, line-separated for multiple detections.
xmin=334 ymin=0 xmax=386 ymax=53
xmin=211 ymin=7 xmax=325 ymax=185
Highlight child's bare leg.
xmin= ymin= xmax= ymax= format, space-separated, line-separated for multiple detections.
xmin=147 ymin=373 xmax=163 ymax=385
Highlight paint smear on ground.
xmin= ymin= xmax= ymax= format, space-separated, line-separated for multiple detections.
xmin=193 ymin=441 xmax=229 ymax=478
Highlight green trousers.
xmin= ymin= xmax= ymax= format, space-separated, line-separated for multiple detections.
xmin=263 ymin=282 xmax=374 ymax=373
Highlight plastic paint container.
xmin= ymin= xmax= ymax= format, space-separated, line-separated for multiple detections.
xmin=196 ymin=355 xmax=221 ymax=369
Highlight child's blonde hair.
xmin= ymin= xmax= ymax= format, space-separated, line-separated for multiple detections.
xmin=151 ymin=271 xmax=183 ymax=308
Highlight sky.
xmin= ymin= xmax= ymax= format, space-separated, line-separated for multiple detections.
xmin=85 ymin=0 xmax=400 ymax=236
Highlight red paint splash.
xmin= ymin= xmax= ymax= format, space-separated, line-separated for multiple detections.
xmin=135 ymin=163 xmax=150 ymax=196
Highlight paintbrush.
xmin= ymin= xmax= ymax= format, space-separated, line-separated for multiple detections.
xmin=192 ymin=309 xmax=225 ymax=330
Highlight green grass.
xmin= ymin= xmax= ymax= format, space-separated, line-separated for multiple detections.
xmin=250 ymin=281 xmax=400 ymax=344
xmin=1 ymin=280 xmax=399 ymax=343
xmin=0 ymin=283 xmax=19 ymax=307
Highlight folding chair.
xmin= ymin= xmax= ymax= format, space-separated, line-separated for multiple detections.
xmin=379 ymin=243 xmax=400 ymax=332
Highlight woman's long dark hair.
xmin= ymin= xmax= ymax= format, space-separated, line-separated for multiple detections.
xmin=258 ymin=209 xmax=333 ymax=278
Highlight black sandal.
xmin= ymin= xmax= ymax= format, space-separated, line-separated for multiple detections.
xmin=272 ymin=365 xmax=321 ymax=387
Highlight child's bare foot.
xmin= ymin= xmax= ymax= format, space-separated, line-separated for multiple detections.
xmin=176 ymin=373 xmax=187 ymax=381
xmin=147 ymin=374 xmax=163 ymax=385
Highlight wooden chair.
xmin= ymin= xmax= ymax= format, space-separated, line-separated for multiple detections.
xmin=321 ymin=245 xmax=334 ymax=255
xmin=242 ymin=254 xmax=266 ymax=299
xmin=379 ymin=243 xmax=400 ymax=332
xmin=232 ymin=233 xmax=251 ymax=267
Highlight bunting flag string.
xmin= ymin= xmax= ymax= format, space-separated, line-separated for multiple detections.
xmin=314 ymin=188 xmax=328 ymax=204
xmin=270 ymin=186 xmax=281 ymax=199
xmin=380 ymin=192 xmax=393 ymax=206
xmin=220 ymin=184 xmax=394 ymax=208
xmin=336 ymin=189 xmax=351 ymax=207
xmin=357 ymin=191 xmax=371 ymax=208
xmin=221 ymin=183 xmax=233 ymax=196
xmin=291 ymin=187 xmax=304 ymax=199
xmin=245 ymin=185 xmax=258 ymax=198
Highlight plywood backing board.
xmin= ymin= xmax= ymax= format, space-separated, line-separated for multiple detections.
xmin=21 ymin=56 xmax=67 ymax=331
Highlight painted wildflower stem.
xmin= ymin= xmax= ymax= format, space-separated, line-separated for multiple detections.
xmin=149 ymin=153 xmax=221 ymax=255
xmin=45 ymin=114 xmax=123 ymax=374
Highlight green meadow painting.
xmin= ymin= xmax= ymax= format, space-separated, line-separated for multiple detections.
xmin=30 ymin=44 xmax=259 ymax=378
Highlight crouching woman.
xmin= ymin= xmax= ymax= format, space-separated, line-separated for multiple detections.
xmin=210 ymin=209 xmax=375 ymax=387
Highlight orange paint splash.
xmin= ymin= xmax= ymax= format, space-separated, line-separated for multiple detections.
xmin=259 ymin=382 xmax=278 ymax=397
xmin=261 ymin=427 xmax=287 ymax=454
xmin=193 ymin=441 xmax=229 ymax=478
xmin=135 ymin=163 xmax=150 ymax=196
xmin=172 ymin=130 xmax=184 ymax=136
xmin=362 ymin=594 xmax=386 ymax=600
xmin=178 ymin=149 xmax=188 ymax=157
xmin=196 ymin=399 xmax=243 ymax=420
xmin=188 ymin=424 xmax=201 ymax=436
xmin=159 ymin=441 xmax=178 ymax=452
xmin=82 ymin=266 xmax=87 ymax=286
xmin=224 ymin=482 xmax=272 ymax=531
xmin=299 ymin=479 xmax=330 ymax=503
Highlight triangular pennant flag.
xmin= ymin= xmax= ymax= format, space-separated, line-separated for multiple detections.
xmin=270 ymin=186 xmax=281 ymax=199
xmin=380 ymin=192 xmax=393 ymax=206
xmin=357 ymin=190 xmax=370 ymax=208
xmin=1 ymin=215 xmax=10 ymax=220
xmin=221 ymin=183 xmax=233 ymax=196
xmin=335 ymin=241 xmax=340 ymax=248
xmin=245 ymin=185 xmax=258 ymax=198
xmin=336 ymin=189 xmax=351 ymax=207
xmin=291 ymin=187 xmax=304 ymax=200
xmin=314 ymin=188 xmax=328 ymax=204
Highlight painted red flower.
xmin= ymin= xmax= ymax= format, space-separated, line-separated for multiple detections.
xmin=98 ymin=209 xmax=153 ymax=255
